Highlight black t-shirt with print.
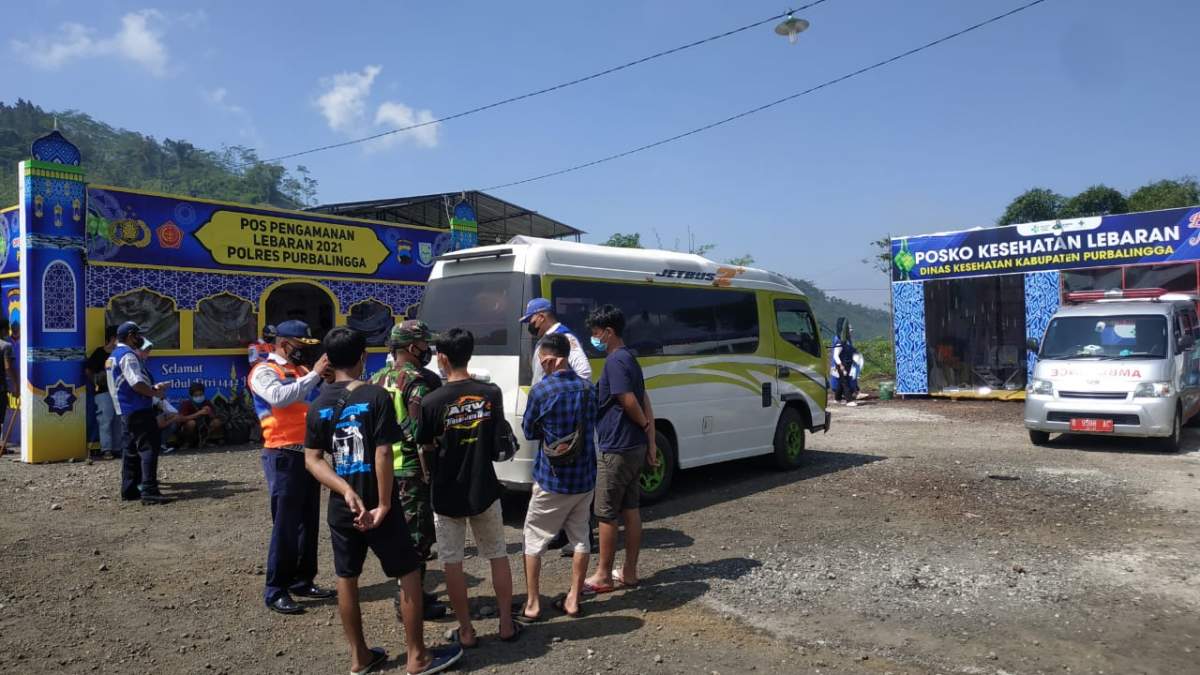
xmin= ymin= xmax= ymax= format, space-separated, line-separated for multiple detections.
xmin=305 ymin=381 xmax=402 ymax=528
xmin=417 ymin=378 xmax=504 ymax=518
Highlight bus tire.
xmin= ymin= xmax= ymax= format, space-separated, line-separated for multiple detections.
xmin=639 ymin=430 xmax=675 ymax=505
xmin=772 ymin=408 xmax=807 ymax=470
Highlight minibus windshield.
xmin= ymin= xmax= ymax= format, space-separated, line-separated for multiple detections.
xmin=418 ymin=272 xmax=525 ymax=356
xmin=1039 ymin=314 xmax=1167 ymax=360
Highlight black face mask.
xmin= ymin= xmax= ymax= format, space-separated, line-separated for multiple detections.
xmin=408 ymin=345 xmax=433 ymax=367
xmin=527 ymin=323 xmax=540 ymax=337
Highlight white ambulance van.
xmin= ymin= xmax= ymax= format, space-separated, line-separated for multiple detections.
xmin=1025 ymin=288 xmax=1200 ymax=451
xmin=416 ymin=236 xmax=830 ymax=501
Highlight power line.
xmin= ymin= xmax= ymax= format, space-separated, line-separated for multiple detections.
xmin=246 ymin=1 xmax=834 ymax=168
xmin=482 ymin=0 xmax=1050 ymax=191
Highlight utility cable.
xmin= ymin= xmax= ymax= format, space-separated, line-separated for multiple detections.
xmin=245 ymin=1 xmax=834 ymax=167
xmin=482 ymin=0 xmax=1050 ymax=191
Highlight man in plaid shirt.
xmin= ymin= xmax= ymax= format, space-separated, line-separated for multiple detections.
xmin=518 ymin=333 xmax=597 ymax=620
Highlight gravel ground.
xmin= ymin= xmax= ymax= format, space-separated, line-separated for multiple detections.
xmin=1 ymin=398 xmax=1198 ymax=674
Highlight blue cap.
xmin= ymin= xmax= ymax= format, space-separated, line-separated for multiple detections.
xmin=275 ymin=320 xmax=319 ymax=345
xmin=116 ymin=321 xmax=141 ymax=339
xmin=520 ymin=298 xmax=553 ymax=323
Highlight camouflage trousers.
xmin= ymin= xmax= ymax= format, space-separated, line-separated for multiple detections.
xmin=396 ymin=476 xmax=435 ymax=562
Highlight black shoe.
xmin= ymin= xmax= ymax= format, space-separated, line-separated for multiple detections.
xmin=290 ymin=584 xmax=336 ymax=599
xmin=140 ymin=493 xmax=172 ymax=505
xmin=267 ymin=595 xmax=303 ymax=615
xmin=423 ymin=598 xmax=448 ymax=620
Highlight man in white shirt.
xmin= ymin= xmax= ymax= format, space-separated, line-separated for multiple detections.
xmin=521 ymin=298 xmax=591 ymax=384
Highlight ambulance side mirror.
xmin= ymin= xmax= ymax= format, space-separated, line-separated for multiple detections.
xmin=1179 ymin=335 xmax=1195 ymax=351
xmin=1026 ymin=338 xmax=1040 ymax=353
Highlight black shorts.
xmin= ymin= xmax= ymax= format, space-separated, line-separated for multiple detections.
xmin=329 ymin=509 xmax=421 ymax=579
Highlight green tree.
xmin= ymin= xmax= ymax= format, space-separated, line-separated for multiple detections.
xmin=997 ymin=188 xmax=1064 ymax=225
xmin=1127 ymin=177 xmax=1200 ymax=213
xmin=864 ymin=236 xmax=891 ymax=275
xmin=601 ymin=232 xmax=642 ymax=248
xmin=725 ymin=254 xmax=755 ymax=266
xmin=1060 ymin=184 xmax=1128 ymax=218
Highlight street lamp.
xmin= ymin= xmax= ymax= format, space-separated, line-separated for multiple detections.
xmin=774 ymin=14 xmax=810 ymax=44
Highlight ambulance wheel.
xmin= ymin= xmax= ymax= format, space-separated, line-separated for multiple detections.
xmin=1158 ymin=410 xmax=1183 ymax=453
xmin=1028 ymin=430 xmax=1051 ymax=446
xmin=772 ymin=408 xmax=807 ymax=470
xmin=639 ymin=430 xmax=675 ymax=504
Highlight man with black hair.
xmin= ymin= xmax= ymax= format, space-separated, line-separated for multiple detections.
xmin=519 ymin=332 xmax=597 ymax=620
xmin=370 ymin=320 xmax=448 ymax=621
xmin=248 ymin=319 xmax=334 ymax=615
xmin=305 ymin=327 xmax=461 ymax=675
xmin=106 ymin=322 xmax=171 ymax=504
xmin=85 ymin=325 xmax=120 ymax=459
xmin=419 ymin=328 xmax=520 ymax=646
xmin=0 ymin=318 xmax=15 ymax=455
xmin=583 ymin=305 xmax=658 ymax=595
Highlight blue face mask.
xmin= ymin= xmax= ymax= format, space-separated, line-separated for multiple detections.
xmin=590 ymin=336 xmax=607 ymax=352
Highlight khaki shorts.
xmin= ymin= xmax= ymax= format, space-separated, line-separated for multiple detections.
xmin=594 ymin=447 xmax=645 ymax=521
xmin=524 ymin=484 xmax=593 ymax=556
xmin=434 ymin=500 xmax=507 ymax=565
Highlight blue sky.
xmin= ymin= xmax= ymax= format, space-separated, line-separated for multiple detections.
xmin=5 ymin=0 xmax=1199 ymax=308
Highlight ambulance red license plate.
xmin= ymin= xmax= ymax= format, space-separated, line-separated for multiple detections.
xmin=1069 ymin=418 xmax=1114 ymax=433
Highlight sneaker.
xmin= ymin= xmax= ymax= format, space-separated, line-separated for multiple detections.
xmin=846 ymin=402 xmax=858 ymax=408
xmin=162 ymin=446 xmax=177 ymax=455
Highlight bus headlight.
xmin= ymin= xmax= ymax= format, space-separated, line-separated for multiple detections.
xmin=1028 ymin=378 xmax=1053 ymax=396
xmin=1133 ymin=381 xmax=1172 ymax=398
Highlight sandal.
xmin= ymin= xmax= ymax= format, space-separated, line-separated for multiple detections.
xmin=511 ymin=600 xmax=544 ymax=623
xmin=498 ymin=620 xmax=524 ymax=643
xmin=581 ymin=581 xmax=616 ymax=596
xmin=350 ymin=647 xmax=387 ymax=675
xmin=613 ymin=570 xmax=640 ymax=588
xmin=446 ymin=628 xmax=479 ymax=649
xmin=553 ymin=595 xmax=583 ymax=618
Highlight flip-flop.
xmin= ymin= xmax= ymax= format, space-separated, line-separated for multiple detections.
xmin=612 ymin=571 xmax=640 ymax=588
xmin=498 ymin=620 xmax=524 ymax=643
xmin=407 ymin=644 xmax=463 ymax=675
xmin=581 ymin=581 xmax=616 ymax=596
xmin=552 ymin=595 xmax=583 ymax=618
xmin=350 ymin=647 xmax=387 ymax=675
xmin=446 ymin=628 xmax=479 ymax=649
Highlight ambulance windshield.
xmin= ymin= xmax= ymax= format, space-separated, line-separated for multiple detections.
xmin=1039 ymin=315 xmax=1167 ymax=360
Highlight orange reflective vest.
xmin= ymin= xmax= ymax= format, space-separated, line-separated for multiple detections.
xmin=249 ymin=361 xmax=311 ymax=448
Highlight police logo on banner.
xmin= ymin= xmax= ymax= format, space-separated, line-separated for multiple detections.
xmin=418 ymin=241 xmax=434 ymax=267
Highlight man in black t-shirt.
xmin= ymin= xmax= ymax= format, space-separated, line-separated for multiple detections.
xmin=85 ymin=326 xmax=120 ymax=458
xmin=304 ymin=327 xmax=461 ymax=675
xmin=418 ymin=328 xmax=519 ymax=646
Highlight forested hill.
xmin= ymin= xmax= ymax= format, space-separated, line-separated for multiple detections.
xmin=789 ymin=277 xmax=890 ymax=340
xmin=0 ymin=99 xmax=315 ymax=208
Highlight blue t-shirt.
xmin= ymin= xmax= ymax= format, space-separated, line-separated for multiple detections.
xmin=596 ymin=346 xmax=647 ymax=453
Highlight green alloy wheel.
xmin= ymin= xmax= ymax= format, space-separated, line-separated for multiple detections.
xmin=772 ymin=408 xmax=807 ymax=470
xmin=639 ymin=430 xmax=675 ymax=504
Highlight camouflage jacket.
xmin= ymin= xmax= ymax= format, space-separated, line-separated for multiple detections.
xmin=370 ymin=361 xmax=440 ymax=477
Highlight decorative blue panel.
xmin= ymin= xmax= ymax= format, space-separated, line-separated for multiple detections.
xmin=1024 ymin=271 xmax=1060 ymax=378
xmin=42 ymin=261 xmax=77 ymax=332
xmin=892 ymin=282 xmax=927 ymax=394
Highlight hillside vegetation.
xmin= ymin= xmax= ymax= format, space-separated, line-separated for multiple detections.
xmin=0 ymin=99 xmax=315 ymax=209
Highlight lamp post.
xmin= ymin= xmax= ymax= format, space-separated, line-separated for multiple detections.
xmin=774 ymin=14 xmax=810 ymax=44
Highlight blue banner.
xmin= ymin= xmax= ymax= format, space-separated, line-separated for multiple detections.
xmin=892 ymin=207 xmax=1200 ymax=282
xmin=86 ymin=187 xmax=449 ymax=281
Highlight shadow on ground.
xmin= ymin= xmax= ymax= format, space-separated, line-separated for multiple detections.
xmin=161 ymin=479 xmax=255 ymax=501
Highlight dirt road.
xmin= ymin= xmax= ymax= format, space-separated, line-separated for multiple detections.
xmin=2 ymin=399 xmax=1198 ymax=674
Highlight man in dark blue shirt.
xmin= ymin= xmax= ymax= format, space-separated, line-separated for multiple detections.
xmin=519 ymin=333 xmax=597 ymax=619
xmin=582 ymin=305 xmax=658 ymax=596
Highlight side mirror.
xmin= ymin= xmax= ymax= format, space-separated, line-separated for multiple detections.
xmin=1026 ymin=338 xmax=1040 ymax=352
xmin=1179 ymin=335 xmax=1196 ymax=351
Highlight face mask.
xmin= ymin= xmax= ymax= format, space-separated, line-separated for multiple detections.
xmin=190 ymin=395 xmax=205 ymax=404
xmin=415 ymin=346 xmax=433 ymax=367
xmin=590 ymin=336 xmax=607 ymax=352
xmin=283 ymin=341 xmax=304 ymax=365
xmin=526 ymin=323 xmax=540 ymax=337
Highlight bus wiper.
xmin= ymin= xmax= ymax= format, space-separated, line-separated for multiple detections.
xmin=1113 ymin=351 xmax=1163 ymax=359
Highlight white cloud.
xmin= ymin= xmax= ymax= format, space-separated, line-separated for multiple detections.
xmin=12 ymin=9 xmax=171 ymax=76
xmin=316 ymin=65 xmax=381 ymax=134
xmin=202 ymin=87 xmax=262 ymax=147
xmin=315 ymin=65 xmax=440 ymax=150
xmin=373 ymin=101 xmax=439 ymax=149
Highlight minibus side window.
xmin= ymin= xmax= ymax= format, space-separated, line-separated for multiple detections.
xmin=774 ymin=301 xmax=820 ymax=358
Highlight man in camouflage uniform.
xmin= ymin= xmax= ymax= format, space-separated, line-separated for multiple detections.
xmin=371 ymin=319 xmax=448 ymax=620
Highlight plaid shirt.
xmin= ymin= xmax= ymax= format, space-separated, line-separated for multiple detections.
xmin=522 ymin=369 xmax=597 ymax=494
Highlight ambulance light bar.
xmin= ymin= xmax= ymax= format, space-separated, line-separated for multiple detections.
xmin=1064 ymin=288 xmax=1167 ymax=303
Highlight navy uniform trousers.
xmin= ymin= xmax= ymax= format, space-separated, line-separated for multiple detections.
xmin=261 ymin=446 xmax=321 ymax=604
xmin=120 ymin=409 xmax=161 ymax=500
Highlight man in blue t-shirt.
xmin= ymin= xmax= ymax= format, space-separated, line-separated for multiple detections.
xmin=582 ymin=305 xmax=658 ymax=595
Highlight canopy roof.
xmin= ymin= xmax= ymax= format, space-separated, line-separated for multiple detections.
xmin=310 ymin=191 xmax=583 ymax=244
